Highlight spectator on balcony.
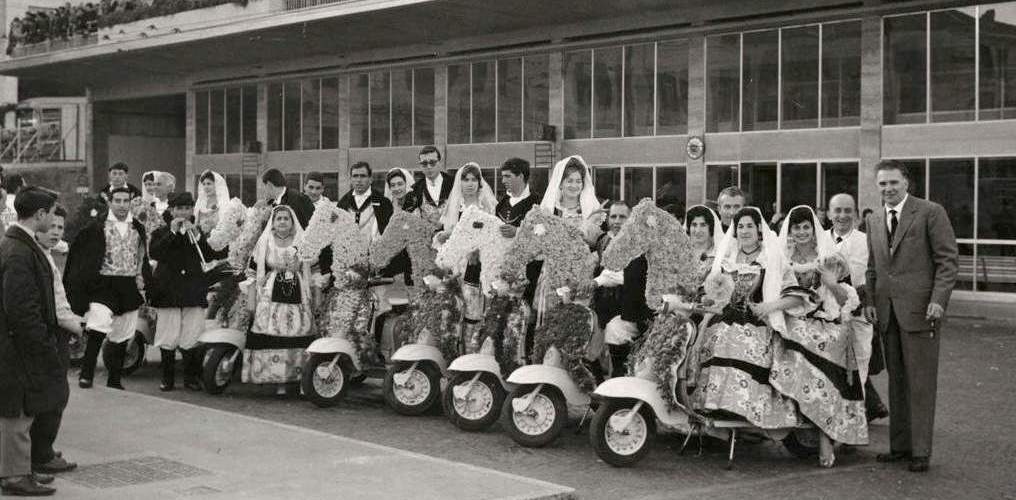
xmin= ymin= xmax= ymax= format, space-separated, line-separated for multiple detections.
xmin=99 ymin=163 xmax=142 ymax=202
xmin=6 ymin=18 xmax=24 ymax=55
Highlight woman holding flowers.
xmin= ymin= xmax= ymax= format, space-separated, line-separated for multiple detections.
xmin=690 ymin=207 xmax=802 ymax=433
xmin=243 ymin=205 xmax=314 ymax=395
xmin=769 ymin=205 xmax=869 ymax=467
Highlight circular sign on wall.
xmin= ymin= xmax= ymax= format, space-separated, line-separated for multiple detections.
xmin=686 ymin=136 xmax=705 ymax=160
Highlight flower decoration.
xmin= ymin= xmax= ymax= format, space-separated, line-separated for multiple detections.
xmin=702 ymin=271 xmax=735 ymax=311
xmin=434 ymin=205 xmax=512 ymax=294
xmin=501 ymin=208 xmax=594 ymax=298
xmin=208 ymin=197 xmax=246 ymax=252
xmin=480 ymin=294 xmax=531 ymax=374
xmin=626 ymin=314 xmax=697 ymax=408
xmin=369 ymin=211 xmax=440 ymax=284
xmin=227 ymin=203 xmax=270 ymax=271
xmin=532 ymin=302 xmax=597 ymax=392
xmin=533 ymin=223 xmax=547 ymax=236
xmin=138 ymin=202 xmax=166 ymax=238
xmin=601 ymin=198 xmax=701 ymax=310
xmin=395 ymin=268 xmax=463 ymax=362
xmin=318 ymin=283 xmax=376 ymax=366
xmin=298 ymin=203 xmax=345 ymax=263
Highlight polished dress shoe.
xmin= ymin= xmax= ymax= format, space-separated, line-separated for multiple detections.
xmin=33 ymin=456 xmax=77 ymax=474
xmin=866 ymin=404 xmax=889 ymax=422
xmin=876 ymin=451 xmax=911 ymax=463
xmin=0 ymin=476 xmax=56 ymax=496
xmin=106 ymin=381 xmax=125 ymax=390
xmin=908 ymin=456 xmax=930 ymax=472
xmin=30 ymin=474 xmax=54 ymax=485
xmin=78 ymin=378 xmax=93 ymax=389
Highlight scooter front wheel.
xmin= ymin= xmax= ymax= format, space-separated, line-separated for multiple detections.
xmin=301 ymin=353 xmax=352 ymax=408
xmin=202 ymin=344 xmax=239 ymax=395
xmin=590 ymin=399 xmax=655 ymax=467
xmin=384 ymin=361 xmax=442 ymax=416
xmin=502 ymin=384 xmax=567 ymax=448
xmin=443 ymin=371 xmax=506 ymax=432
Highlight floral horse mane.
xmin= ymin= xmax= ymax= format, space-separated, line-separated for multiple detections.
xmin=601 ymin=198 xmax=700 ymax=309
xmin=299 ymin=203 xmax=371 ymax=283
xmin=207 ymin=197 xmax=246 ymax=252
xmin=369 ymin=210 xmax=440 ymax=284
xmin=501 ymin=208 xmax=594 ymax=295
xmin=435 ymin=205 xmax=510 ymax=295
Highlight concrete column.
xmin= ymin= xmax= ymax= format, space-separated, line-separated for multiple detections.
xmin=184 ymin=90 xmax=195 ymax=187
xmin=84 ymin=87 xmax=96 ymax=190
xmin=858 ymin=15 xmax=883 ymax=213
xmin=686 ymin=35 xmax=706 ymax=206
xmin=255 ymin=82 xmax=268 ymax=198
xmin=337 ymin=74 xmax=351 ymax=193
xmin=433 ymin=65 xmax=448 ymax=152
xmin=548 ymin=52 xmax=564 ymax=158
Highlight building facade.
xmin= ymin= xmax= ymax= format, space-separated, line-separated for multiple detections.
xmin=1 ymin=0 xmax=1015 ymax=298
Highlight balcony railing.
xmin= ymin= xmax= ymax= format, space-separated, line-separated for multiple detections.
xmin=0 ymin=120 xmax=82 ymax=164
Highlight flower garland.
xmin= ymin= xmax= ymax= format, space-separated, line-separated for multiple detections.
xmin=298 ymin=202 xmax=346 ymax=264
xmin=396 ymin=270 xmax=462 ymax=362
xmin=435 ymin=205 xmax=511 ymax=295
xmin=626 ymin=313 xmax=697 ymax=408
xmin=228 ymin=204 xmax=270 ymax=270
xmin=480 ymin=294 xmax=530 ymax=374
xmin=369 ymin=211 xmax=440 ymax=284
xmin=328 ymin=211 xmax=371 ymax=279
xmin=601 ymin=198 xmax=701 ymax=310
xmin=501 ymin=208 xmax=593 ymax=295
xmin=207 ymin=197 xmax=245 ymax=252
xmin=532 ymin=302 xmax=596 ymax=393
xmin=319 ymin=272 xmax=376 ymax=367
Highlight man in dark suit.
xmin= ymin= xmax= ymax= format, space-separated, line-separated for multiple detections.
xmin=260 ymin=168 xmax=315 ymax=229
xmin=864 ymin=159 xmax=958 ymax=473
xmin=98 ymin=162 xmax=142 ymax=202
xmin=409 ymin=145 xmax=454 ymax=226
xmin=335 ymin=161 xmax=393 ymax=239
xmin=0 ymin=187 xmax=64 ymax=496
xmin=494 ymin=158 xmax=540 ymax=303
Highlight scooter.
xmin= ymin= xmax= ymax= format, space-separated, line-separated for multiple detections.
xmin=382 ymin=274 xmax=460 ymax=416
xmin=589 ymin=314 xmax=818 ymax=468
xmin=501 ymin=300 xmax=598 ymax=448
xmin=443 ymin=293 xmax=529 ymax=431
xmin=301 ymin=276 xmax=407 ymax=408
xmin=200 ymin=275 xmax=255 ymax=395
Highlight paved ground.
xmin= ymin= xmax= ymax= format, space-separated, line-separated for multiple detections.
xmin=58 ymin=317 xmax=1015 ymax=499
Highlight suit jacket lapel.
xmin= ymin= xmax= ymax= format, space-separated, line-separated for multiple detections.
xmin=890 ymin=200 xmax=920 ymax=257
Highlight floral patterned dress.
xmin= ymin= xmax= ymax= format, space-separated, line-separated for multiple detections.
xmin=768 ymin=260 xmax=869 ymax=445
xmin=242 ymin=241 xmax=314 ymax=384
xmin=690 ymin=259 xmax=801 ymax=428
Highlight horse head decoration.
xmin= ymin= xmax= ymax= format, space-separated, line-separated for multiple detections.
xmin=207 ymin=197 xmax=246 ymax=252
xmin=299 ymin=202 xmax=370 ymax=282
xmin=501 ymin=208 xmax=594 ymax=298
xmin=601 ymin=198 xmax=700 ymax=310
xmin=435 ymin=205 xmax=511 ymax=295
xmin=369 ymin=210 xmax=440 ymax=284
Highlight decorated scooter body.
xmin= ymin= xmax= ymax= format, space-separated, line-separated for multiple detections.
xmin=497 ymin=209 xmax=600 ymax=447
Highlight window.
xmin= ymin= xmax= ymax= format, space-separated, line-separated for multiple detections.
xmin=742 ymin=30 xmax=780 ymax=131
xmin=706 ymin=164 xmax=738 ymax=201
xmin=980 ymin=3 xmax=1016 ymax=120
xmin=657 ymin=40 xmax=689 ymax=135
xmin=301 ymin=79 xmax=320 ymax=150
xmin=655 ymin=166 xmax=687 ymax=209
xmin=781 ymin=163 xmax=817 ymax=210
xmin=593 ymin=165 xmax=687 ymax=208
xmin=350 ymin=75 xmax=369 ymax=148
xmin=414 ymin=68 xmax=435 ymax=145
xmin=524 ymin=56 xmax=550 ymax=141
xmin=266 ymin=79 xmax=337 ymax=152
xmin=929 ymin=158 xmax=975 ymax=239
xmin=348 ymin=68 xmax=435 ymax=148
xmin=370 ymin=72 xmax=390 ymax=147
xmin=707 ymin=34 xmax=741 ymax=132
xmin=195 ymin=91 xmax=209 ymax=154
xmin=821 ymin=162 xmax=859 ymax=202
xmin=822 ymin=21 xmax=862 ymax=127
xmin=931 ymin=8 xmax=976 ymax=122
xmin=884 ymin=14 xmax=928 ymax=124
xmin=624 ymin=44 xmax=655 ymax=137
xmin=392 ymin=69 xmax=413 ymax=146
xmin=592 ymin=46 xmax=621 ymax=138
xmin=565 ymin=50 xmax=593 ymax=139
xmin=267 ymin=83 xmax=283 ymax=151
xmin=447 ymin=64 xmax=471 ymax=144
xmin=741 ymin=162 xmax=777 ymax=220
xmin=321 ymin=78 xmax=339 ymax=149
xmin=472 ymin=61 xmax=496 ymax=143
xmin=195 ymin=85 xmax=257 ymax=155
xmin=283 ymin=81 xmax=301 ymax=151
xmin=498 ymin=58 xmax=523 ymax=142
xmin=624 ymin=167 xmax=654 ymax=202
xmin=978 ymin=157 xmax=1016 ymax=240
xmin=781 ymin=26 xmax=819 ymax=129
xmin=593 ymin=167 xmax=621 ymax=201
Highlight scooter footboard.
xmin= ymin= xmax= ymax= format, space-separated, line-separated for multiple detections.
xmin=390 ymin=343 xmax=447 ymax=371
xmin=506 ymin=365 xmax=589 ymax=408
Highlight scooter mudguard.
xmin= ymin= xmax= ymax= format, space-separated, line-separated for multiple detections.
xmin=506 ymin=364 xmax=590 ymax=408
xmin=199 ymin=328 xmax=246 ymax=350
xmin=306 ymin=337 xmax=360 ymax=370
xmin=447 ymin=354 xmax=509 ymax=390
xmin=594 ymin=376 xmax=690 ymax=429
xmin=390 ymin=343 xmax=447 ymax=371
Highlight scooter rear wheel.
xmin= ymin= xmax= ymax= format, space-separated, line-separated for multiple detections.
xmin=102 ymin=331 xmax=147 ymax=377
xmin=384 ymin=361 xmax=442 ymax=416
xmin=301 ymin=353 xmax=352 ymax=408
xmin=443 ymin=371 xmax=506 ymax=432
xmin=502 ymin=384 xmax=567 ymax=448
xmin=590 ymin=399 xmax=655 ymax=467
xmin=202 ymin=344 xmax=239 ymax=395
xmin=782 ymin=429 xmax=820 ymax=458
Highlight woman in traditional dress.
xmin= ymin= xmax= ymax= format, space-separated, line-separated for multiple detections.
xmin=769 ymin=205 xmax=869 ymax=467
xmin=435 ymin=162 xmax=497 ymax=350
xmin=385 ymin=168 xmax=417 ymax=214
xmin=685 ymin=204 xmax=724 ymax=276
xmin=690 ymin=207 xmax=802 ymax=434
xmin=195 ymin=169 xmax=230 ymax=233
xmin=243 ymin=205 xmax=314 ymax=395
xmin=539 ymin=155 xmax=604 ymax=241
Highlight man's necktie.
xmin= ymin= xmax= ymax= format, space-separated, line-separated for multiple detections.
xmin=888 ymin=209 xmax=898 ymax=245
xmin=836 ymin=236 xmax=843 ymax=244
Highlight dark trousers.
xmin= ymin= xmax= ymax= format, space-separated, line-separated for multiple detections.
xmin=883 ymin=307 xmax=941 ymax=458
xmin=29 ymin=410 xmax=62 ymax=465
